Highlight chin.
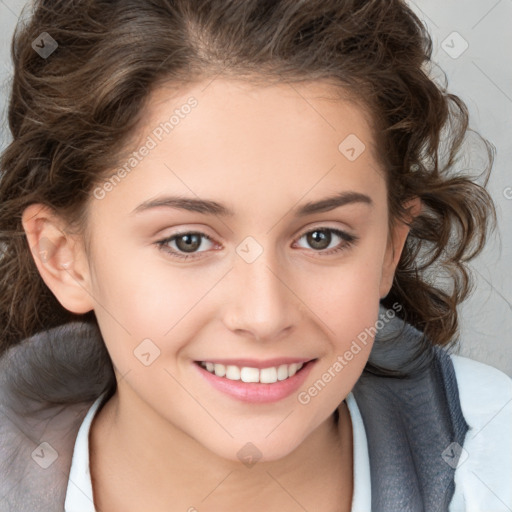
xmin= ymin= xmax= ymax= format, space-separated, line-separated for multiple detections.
xmin=201 ymin=434 xmax=302 ymax=466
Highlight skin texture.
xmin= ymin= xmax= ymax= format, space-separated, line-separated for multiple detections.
xmin=22 ymin=78 xmax=419 ymax=511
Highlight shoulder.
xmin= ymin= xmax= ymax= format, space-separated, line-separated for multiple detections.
xmin=449 ymin=353 xmax=512 ymax=436
xmin=0 ymin=395 xmax=95 ymax=509
xmin=448 ymin=354 xmax=512 ymax=511
xmin=450 ymin=353 xmax=512 ymax=393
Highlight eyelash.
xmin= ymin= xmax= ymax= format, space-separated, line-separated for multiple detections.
xmin=155 ymin=227 xmax=358 ymax=261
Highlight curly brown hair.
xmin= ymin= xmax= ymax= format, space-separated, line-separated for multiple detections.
xmin=0 ymin=0 xmax=497 ymax=358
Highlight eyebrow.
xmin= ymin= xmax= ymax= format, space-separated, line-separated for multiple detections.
xmin=131 ymin=191 xmax=373 ymax=217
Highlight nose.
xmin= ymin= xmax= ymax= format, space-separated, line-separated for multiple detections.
xmin=221 ymin=250 xmax=304 ymax=342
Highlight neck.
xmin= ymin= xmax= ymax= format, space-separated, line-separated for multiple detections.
xmin=89 ymin=389 xmax=353 ymax=512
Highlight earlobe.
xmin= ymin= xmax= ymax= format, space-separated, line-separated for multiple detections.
xmin=21 ymin=204 xmax=94 ymax=314
xmin=379 ymin=197 xmax=422 ymax=299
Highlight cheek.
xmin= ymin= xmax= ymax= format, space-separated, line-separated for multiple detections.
xmin=86 ymin=238 xmax=221 ymax=375
xmin=309 ymin=264 xmax=381 ymax=348
xmin=86 ymin=230 xmax=194 ymax=326
xmin=307 ymin=233 xmax=386 ymax=313
xmin=302 ymin=235 xmax=386 ymax=361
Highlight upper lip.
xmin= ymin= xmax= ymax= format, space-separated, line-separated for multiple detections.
xmin=195 ymin=357 xmax=316 ymax=369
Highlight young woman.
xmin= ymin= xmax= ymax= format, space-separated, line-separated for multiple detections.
xmin=0 ymin=1 xmax=510 ymax=511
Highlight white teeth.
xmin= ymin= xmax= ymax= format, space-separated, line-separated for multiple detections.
xmin=240 ymin=367 xmax=260 ymax=383
xmin=225 ymin=365 xmax=240 ymax=380
xmin=277 ymin=364 xmax=289 ymax=381
xmin=214 ymin=363 xmax=226 ymax=377
xmin=260 ymin=367 xmax=277 ymax=384
xmin=200 ymin=361 xmax=307 ymax=383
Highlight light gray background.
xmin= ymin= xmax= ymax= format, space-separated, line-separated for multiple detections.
xmin=1 ymin=0 xmax=511 ymax=375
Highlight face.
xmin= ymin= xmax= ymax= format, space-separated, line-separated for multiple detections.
xmin=27 ymin=78 xmax=411 ymax=463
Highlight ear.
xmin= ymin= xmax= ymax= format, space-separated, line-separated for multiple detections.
xmin=21 ymin=203 xmax=94 ymax=314
xmin=379 ymin=197 xmax=422 ymax=299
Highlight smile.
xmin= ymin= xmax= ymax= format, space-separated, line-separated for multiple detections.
xmin=198 ymin=361 xmax=305 ymax=384
xmin=193 ymin=359 xmax=317 ymax=403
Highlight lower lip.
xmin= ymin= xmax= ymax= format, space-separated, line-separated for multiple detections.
xmin=193 ymin=360 xmax=317 ymax=403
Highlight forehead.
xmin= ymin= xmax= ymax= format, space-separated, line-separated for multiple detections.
xmin=88 ymin=77 xmax=386 ymax=225
xmin=144 ymin=78 xmax=377 ymax=155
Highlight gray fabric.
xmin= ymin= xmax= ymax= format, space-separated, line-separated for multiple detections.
xmin=0 ymin=322 xmax=115 ymax=511
xmin=0 ymin=305 xmax=468 ymax=511
xmin=352 ymin=308 xmax=469 ymax=511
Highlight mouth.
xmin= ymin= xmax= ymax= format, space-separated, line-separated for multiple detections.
xmin=194 ymin=359 xmax=317 ymax=384
xmin=192 ymin=358 xmax=318 ymax=403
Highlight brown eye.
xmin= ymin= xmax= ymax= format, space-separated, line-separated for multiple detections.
xmin=155 ymin=227 xmax=358 ymax=261
xmin=306 ymin=229 xmax=332 ymax=250
xmin=156 ymin=231 xmax=216 ymax=260
xmin=174 ymin=233 xmax=203 ymax=253
xmin=295 ymin=227 xmax=358 ymax=255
